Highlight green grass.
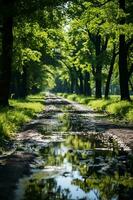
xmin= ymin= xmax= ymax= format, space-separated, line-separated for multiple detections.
xmin=58 ymin=93 xmax=133 ymax=123
xmin=106 ymin=101 xmax=132 ymax=116
xmin=0 ymin=94 xmax=44 ymax=141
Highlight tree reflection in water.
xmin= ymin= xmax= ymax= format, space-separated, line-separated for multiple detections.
xmin=23 ymin=178 xmax=72 ymax=200
xmin=16 ymin=134 xmax=133 ymax=200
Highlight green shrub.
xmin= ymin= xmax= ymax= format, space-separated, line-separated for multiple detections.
xmin=0 ymin=116 xmax=15 ymax=138
xmin=106 ymin=101 xmax=132 ymax=117
xmin=63 ymin=93 xmax=68 ymax=98
xmin=58 ymin=93 xmax=133 ymax=122
xmin=126 ymin=108 xmax=133 ymax=122
xmin=88 ymin=99 xmax=112 ymax=111
xmin=79 ymin=98 xmax=89 ymax=104
xmin=67 ymin=94 xmax=78 ymax=101
xmin=0 ymin=94 xmax=44 ymax=140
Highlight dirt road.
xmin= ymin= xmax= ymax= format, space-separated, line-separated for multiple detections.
xmin=0 ymin=94 xmax=133 ymax=200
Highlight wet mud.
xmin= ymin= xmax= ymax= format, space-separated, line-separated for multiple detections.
xmin=0 ymin=94 xmax=133 ymax=200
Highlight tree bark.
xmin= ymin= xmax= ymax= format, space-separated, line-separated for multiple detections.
xmin=84 ymin=71 xmax=91 ymax=96
xmin=70 ymin=70 xmax=75 ymax=93
xmin=75 ymin=73 xmax=79 ymax=94
xmin=128 ymin=64 xmax=133 ymax=80
xmin=0 ymin=15 xmax=13 ymax=106
xmin=95 ymin=66 xmax=102 ymax=98
xmin=119 ymin=34 xmax=130 ymax=100
xmin=78 ymin=70 xmax=84 ymax=94
xmin=129 ymin=79 xmax=133 ymax=92
xmin=88 ymin=32 xmax=108 ymax=99
xmin=11 ymin=71 xmax=22 ymax=99
xmin=105 ymin=45 xmax=117 ymax=99
xmin=21 ymin=66 xmax=28 ymax=99
xmin=95 ymin=35 xmax=102 ymax=98
xmin=72 ymin=67 xmax=79 ymax=94
xmin=119 ymin=0 xmax=130 ymax=100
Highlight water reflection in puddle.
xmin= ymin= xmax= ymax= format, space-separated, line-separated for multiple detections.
xmin=14 ymin=97 xmax=133 ymax=200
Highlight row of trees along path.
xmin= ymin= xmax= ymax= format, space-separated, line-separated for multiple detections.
xmin=0 ymin=0 xmax=133 ymax=106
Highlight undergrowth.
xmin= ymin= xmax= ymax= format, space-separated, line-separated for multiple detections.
xmin=0 ymin=94 xmax=44 ymax=141
xmin=58 ymin=93 xmax=133 ymax=123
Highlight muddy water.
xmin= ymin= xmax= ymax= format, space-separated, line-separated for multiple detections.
xmin=13 ymin=95 xmax=133 ymax=199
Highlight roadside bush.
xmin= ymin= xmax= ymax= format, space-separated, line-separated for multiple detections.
xmin=58 ymin=93 xmax=133 ymax=122
xmin=126 ymin=108 xmax=133 ymax=122
xmin=0 ymin=115 xmax=15 ymax=138
xmin=0 ymin=94 xmax=44 ymax=140
xmin=67 ymin=94 xmax=78 ymax=101
xmin=106 ymin=101 xmax=132 ymax=118
xmin=88 ymin=100 xmax=112 ymax=111
xmin=79 ymin=97 xmax=91 ymax=104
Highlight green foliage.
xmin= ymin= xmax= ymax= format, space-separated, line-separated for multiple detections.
xmin=58 ymin=93 xmax=133 ymax=122
xmin=0 ymin=94 xmax=44 ymax=139
xmin=12 ymin=15 xmax=66 ymax=96
xmin=106 ymin=101 xmax=132 ymax=118
xmin=54 ymin=0 xmax=133 ymax=99
xmin=78 ymin=97 xmax=91 ymax=104
xmin=89 ymin=98 xmax=133 ymax=122
xmin=126 ymin=109 xmax=133 ymax=122
xmin=89 ymin=99 xmax=112 ymax=111
xmin=1 ymin=0 xmax=133 ymax=103
xmin=66 ymin=94 xmax=80 ymax=101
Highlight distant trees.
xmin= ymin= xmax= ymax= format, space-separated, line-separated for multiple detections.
xmin=0 ymin=0 xmax=132 ymax=106
xmin=0 ymin=0 xmax=70 ymax=106
xmin=54 ymin=0 xmax=133 ymax=100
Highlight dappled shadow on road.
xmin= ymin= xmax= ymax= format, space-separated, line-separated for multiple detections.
xmin=23 ymin=95 xmax=133 ymax=135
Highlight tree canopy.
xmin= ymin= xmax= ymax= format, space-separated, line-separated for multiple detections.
xmin=0 ymin=0 xmax=133 ymax=106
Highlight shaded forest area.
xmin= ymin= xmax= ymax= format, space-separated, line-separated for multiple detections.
xmin=0 ymin=2 xmax=133 ymax=199
xmin=0 ymin=0 xmax=133 ymax=107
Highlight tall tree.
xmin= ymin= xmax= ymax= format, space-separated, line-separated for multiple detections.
xmin=105 ymin=43 xmax=118 ymax=98
xmin=0 ymin=0 xmax=14 ymax=106
xmin=0 ymin=0 xmax=73 ymax=106
xmin=118 ymin=0 xmax=131 ymax=100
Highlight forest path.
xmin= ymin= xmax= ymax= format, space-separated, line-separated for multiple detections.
xmin=0 ymin=94 xmax=133 ymax=200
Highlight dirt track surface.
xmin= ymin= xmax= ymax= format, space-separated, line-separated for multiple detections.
xmin=0 ymin=94 xmax=133 ymax=200
xmin=106 ymin=128 xmax=133 ymax=150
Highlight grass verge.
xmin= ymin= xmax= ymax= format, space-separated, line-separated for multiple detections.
xmin=0 ymin=94 xmax=44 ymax=144
xmin=58 ymin=93 xmax=133 ymax=123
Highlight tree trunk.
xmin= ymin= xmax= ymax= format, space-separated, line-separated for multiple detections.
xmin=128 ymin=64 xmax=133 ymax=80
xmin=129 ymin=79 xmax=133 ymax=92
xmin=11 ymin=71 xmax=22 ymax=99
xmin=73 ymin=67 xmax=79 ymax=94
xmin=119 ymin=35 xmax=130 ymax=100
xmin=70 ymin=71 xmax=74 ymax=93
xmin=75 ymin=75 xmax=79 ymax=94
xmin=78 ymin=70 xmax=84 ymax=94
xmin=105 ymin=45 xmax=117 ymax=99
xmin=0 ymin=15 xmax=13 ymax=106
xmin=119 ymin=0 xmax=130 ymax=100
xmin=88 ymin=33 xmax=108 ymax=99
xmin=95 ymin=35 xmax=102 ymax=98
xmin=95 ymin=66 xmax=102 ymax=98
xmin=84 ymin=71 xmax=91 ymax=96
xmin=21 ymin=66 xmax=28 ymax=99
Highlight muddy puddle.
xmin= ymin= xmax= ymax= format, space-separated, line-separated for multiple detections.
xmin=1 ymin=95 xmax=133 ymax=200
